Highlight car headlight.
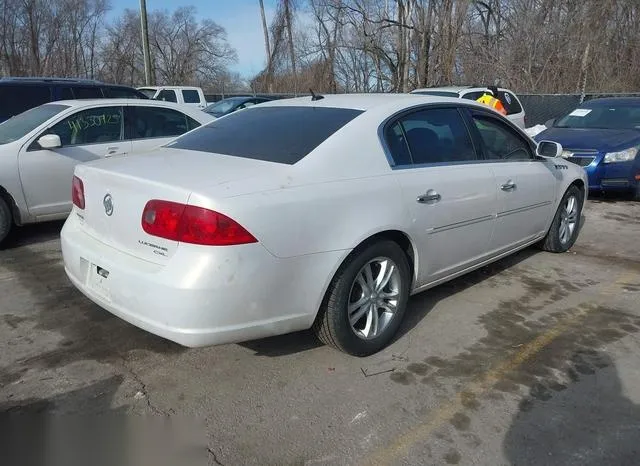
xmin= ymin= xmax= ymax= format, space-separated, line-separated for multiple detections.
xmin=603 ymin=147 xmax=638 ymax=163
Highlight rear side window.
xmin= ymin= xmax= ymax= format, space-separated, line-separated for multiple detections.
xmin=59 ymin=87 xmax=74 ymax=100
xmin=386 ymin=108 xmax=477 ymax=165
xmin=105 ymin=87 xmax=143 ymax=99
xmin=497 ymin=91 xmax=523 ymax=115
xmin=169 ymin=106 xmax=363 ymax=164
xmin=73 ymin=87 xmax=103 ymax=99
xmin=461 ymin=91 xmax=485 ymax=101
xmin=182 ymin=90 xmax=200 ymax=103
xmin=157 ymin=90 xmax=177 ymax=103
xmin=128 ymin=106 xmax=197 ymax=139
xmin=0 ymin=85 xmax=51 ymax=119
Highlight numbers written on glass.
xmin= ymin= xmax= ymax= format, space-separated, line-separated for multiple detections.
xmin=67 ymin=113 xmax=121 ymax=133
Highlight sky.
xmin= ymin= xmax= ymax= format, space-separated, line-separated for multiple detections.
xmin=110 ymin=0 xmax=279 ymax=78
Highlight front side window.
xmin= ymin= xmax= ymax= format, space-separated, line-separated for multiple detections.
xmin=156 ymin=90 xmax=177 ymax=103
xmin=385 ymin=107 xmax=477 ymax=165
xmin=128 ymin=106 xmax=198 ymax=139
xmin=182 ymin=90 xmax=200 ymax=103
xmin=48 ymin=106 xmax=123 ymax=146
xmin=0 ymin=104 xmax=68 ymax=145
xmin=472 ymin=115 xmax=532 ymax=160
xmin=169 ymin=106 xmax=363 ymax=164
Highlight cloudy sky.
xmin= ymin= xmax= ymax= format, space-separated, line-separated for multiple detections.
xmin=111 ymin=0 xmax=279 ymax=77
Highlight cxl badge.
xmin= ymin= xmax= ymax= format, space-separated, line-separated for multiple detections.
xmin=103 ymin=194 xmax=114 ymax=216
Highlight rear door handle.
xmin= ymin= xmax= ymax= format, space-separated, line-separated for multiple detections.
xmin=106 ymin=147 xmax=119 ymax=156
xmin=501 ymin=180 xmax=517 ymax=191
xmin=417 ymin=190 xmax=441 ymax=203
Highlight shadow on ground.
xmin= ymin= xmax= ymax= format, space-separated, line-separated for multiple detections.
xmin=0 ymin=220 xmax=65 ymax=250
xmin=239 ymin=248 xmax=541 ymax=357
xmin=503 ymin=353 xmax=640 ymax=465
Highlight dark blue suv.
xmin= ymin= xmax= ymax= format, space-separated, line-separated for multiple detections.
xmin=0 ymin=77 xmax=147 ymax=123
xmin=535 ymin=97 xmax=640 ymax=200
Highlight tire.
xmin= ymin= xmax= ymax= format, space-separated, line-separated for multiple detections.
xmin=540 ymin=185 xmax=584 ymax=253
xmin=313 ymin=240 xmax=411 ymax=356
xmin=0 ymin=196 xmax=12 ymax=246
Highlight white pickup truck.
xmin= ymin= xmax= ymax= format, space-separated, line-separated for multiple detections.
xmin=137 ymin=86 xmax=208 ymax=109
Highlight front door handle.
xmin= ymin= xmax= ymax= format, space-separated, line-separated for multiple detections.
xmin=106 ymin=147 xmax=119 ymax=156
xmin=417 ymin=190 xmax=441 ymax=203
xmin=501 ymin=180 xmax=517 ymax=191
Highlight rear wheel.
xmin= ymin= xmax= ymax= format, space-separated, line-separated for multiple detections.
xmin=0 ymin=196 xmax=12 ymax=246
xmin=540 ymin=185 xmax=584 ymax=253
xmin=313 ymin=240 xmax=411 ymax=356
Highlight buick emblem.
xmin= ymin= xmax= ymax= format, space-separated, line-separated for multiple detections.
xmin=103 ymin=194 xmax=114 ymax=216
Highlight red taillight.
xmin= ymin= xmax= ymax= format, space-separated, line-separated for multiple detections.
xmin=141 ymin=200 xmax=257 ymax=246
xmin=72 ymin=176 xmax=85 ymax=209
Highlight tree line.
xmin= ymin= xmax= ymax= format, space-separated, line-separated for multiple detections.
xmin=1 ymin=0 xmax=639 ymax=95
xmin=0 ymin=0 xmax=240 ymax=91
xmin=253 ymin=0 xmax=640 ymax=94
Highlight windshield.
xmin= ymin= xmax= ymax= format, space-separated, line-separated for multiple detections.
xmin=555 ymin=103 xmax=640 ymax=130
xmin=204 ymin=98 xmax=246 ymax=117
xmin=0 ymin=104 xmax=68 ymax=145
xmin=138 ymin=88 xmax=158 ymax=99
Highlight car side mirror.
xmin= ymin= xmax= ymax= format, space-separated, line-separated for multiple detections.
xmin=544 ymin=118 xmax=556 ymax=128
xmin=38 ymin=134 xmax=62 ymax=149
xmin=536 ymin=140 xmax=563 ymax=158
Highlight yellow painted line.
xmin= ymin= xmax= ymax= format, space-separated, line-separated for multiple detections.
xmin=365 ymin=272 xmax=634 ymax=466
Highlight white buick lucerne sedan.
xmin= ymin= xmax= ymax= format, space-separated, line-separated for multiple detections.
xmin=61 ymin=94 xmax=587 ymax=356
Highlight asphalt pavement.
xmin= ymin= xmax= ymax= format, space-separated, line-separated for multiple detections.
xmin=0 ymin=198 xmax=639 ymax=466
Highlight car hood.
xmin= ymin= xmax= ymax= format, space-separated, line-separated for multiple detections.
xmin=535 ymin=127 xmax=640 ymax=152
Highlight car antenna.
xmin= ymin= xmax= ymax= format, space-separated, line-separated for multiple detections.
xmin=309 ymin=88 xmax=324 ymax=101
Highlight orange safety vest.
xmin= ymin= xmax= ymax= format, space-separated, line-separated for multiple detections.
xmin=476 ymin=93 xmax=507 ymax=115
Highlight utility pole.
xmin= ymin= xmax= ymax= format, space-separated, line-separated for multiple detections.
xmin=259 ymin=0 xmax=272 ymax=92
xmin=140 ymin=0 xmax=153 ymax=85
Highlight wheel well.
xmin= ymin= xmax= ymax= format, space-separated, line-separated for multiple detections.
xmin=569 ymin=179 xmax=586 ymax=199
xmin=0 ymin=186 xmax=20 ymax=225
xmin=351 ymin=230 xmax=416 ymax=279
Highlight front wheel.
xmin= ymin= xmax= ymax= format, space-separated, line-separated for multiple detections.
xmin=313 ymin=240 xmax=411 ymax=356
xmin=540 ymin=185 xmax=584 ymax=253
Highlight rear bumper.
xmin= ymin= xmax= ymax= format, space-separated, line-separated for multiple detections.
xmin=61 ymin=215 xmax=344 ymax=347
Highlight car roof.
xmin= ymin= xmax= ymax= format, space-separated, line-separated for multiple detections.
xmin=583 ymin=97 xmax=640 ymax=107
xmin=260 ymin=93 xmax=471 ymax=111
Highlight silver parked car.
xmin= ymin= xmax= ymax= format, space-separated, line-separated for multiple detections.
xmin=0 ymin=98 xmax=214 ymax=244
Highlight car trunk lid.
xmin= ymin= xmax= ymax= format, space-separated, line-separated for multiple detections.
xmin=73 ymin=148 xmax=284 ymax=263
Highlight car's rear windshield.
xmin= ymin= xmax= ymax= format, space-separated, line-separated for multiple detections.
xmin=168 ymin=106 xmax=364 ymax=164
xmin=0 ymin=104 xmax=68 ymax=145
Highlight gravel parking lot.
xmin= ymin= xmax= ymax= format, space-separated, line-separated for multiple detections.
xmin=1 ymin=198 xmax=639 ymax=465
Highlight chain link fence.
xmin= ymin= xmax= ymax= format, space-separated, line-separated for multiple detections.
xmin=205 ymin=92 xmax=640 ymax=127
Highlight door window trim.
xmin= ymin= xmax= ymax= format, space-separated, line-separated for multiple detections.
xmin=379 ymin=103 xmax=481 ymax=170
